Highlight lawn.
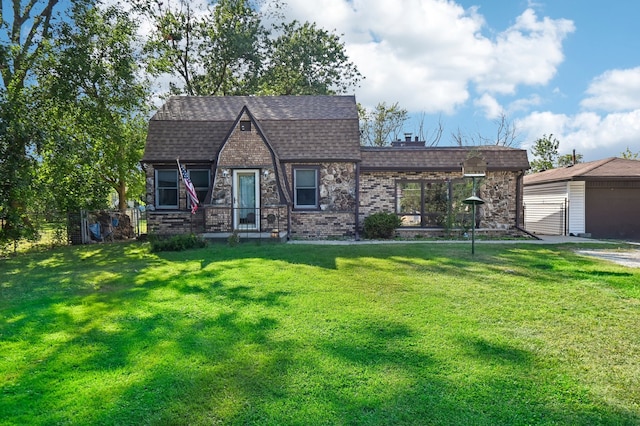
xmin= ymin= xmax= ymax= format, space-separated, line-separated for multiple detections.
xmin=1 ymin=241 xmax=639 ymax=425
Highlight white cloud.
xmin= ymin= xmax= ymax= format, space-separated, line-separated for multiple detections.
xmin=507 ymin=94 xmax=542 ymax=114
xmin=474 ymin=94 xmax=503 ymax=119
xmin=266 ymin=1 xmax=574 ymax=115
xmin=518 ymin=110 xmax=640 ymax=160
xmin=474 ymin=9 xmax=575 ymax=94
xmin=581 ymin=67 xmax=640 ymax=112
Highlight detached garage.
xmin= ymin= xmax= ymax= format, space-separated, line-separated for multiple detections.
xmin=523 ymin=157 xmax=640 ymax=239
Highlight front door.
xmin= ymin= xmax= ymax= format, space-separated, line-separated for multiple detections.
xmin=233 ymin=170 xmax=260 ymax=230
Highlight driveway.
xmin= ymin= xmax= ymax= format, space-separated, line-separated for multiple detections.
xmin=575 ymin=247 xmax=640 ymax=268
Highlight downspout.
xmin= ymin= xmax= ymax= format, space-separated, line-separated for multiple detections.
xmin=515 ymin=170 xmax=523 ymax=227
xmin=355 ymin=162 xmax=361 ymax=241
xmin=279 ymin=161 xmax=293 ymax=241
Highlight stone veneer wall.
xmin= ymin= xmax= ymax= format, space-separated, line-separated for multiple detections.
xmin=209 ymin=112 xmax=288 ymax=232
xmin=359 ymin=170 xmax=522 ymax=235
xmin=285 ymin=162 xmax=357 ymax=238
xmin=212 ymin=111 xmax=279 ymax=206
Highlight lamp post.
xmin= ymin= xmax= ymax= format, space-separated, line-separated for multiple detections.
xmin=463 ymin=177 xmax=485 ymax=255
xmin=462 ymin=156 xmax=487 ymax=255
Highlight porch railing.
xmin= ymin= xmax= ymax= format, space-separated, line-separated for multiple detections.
xmin=204 ymin=205 xmax=288 ymax=235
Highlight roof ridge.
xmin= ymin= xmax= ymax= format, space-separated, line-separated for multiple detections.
xmin=574 ymin=157 xmax=616 ymax=176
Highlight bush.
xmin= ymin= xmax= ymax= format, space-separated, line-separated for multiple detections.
xmin=149 ymin=233 xmax=208 ymax=252
xmin=363 ymin=212 xmax=402 ymax=239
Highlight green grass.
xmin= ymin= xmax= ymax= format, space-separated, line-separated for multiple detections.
xmin=1 ymin=241 xmax=639 ymax=425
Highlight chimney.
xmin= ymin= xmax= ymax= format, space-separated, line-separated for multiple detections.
xmin=404 ymin=133 xmax=412 ymax=142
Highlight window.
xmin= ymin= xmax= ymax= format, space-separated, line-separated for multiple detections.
xmin=156 ymin=169 xmax=178 ymax=208
xmin=294 ymin=168 xmax=319 ymax=209
xmin=397 ymin=182 xmax=421 ymax=226
xmin=188 ymin=169 xmax=210 ymax=204
xmin=396 ymin=180 xmax=473 ymax=228
xmin=423 ymin=181 xmax=448 ymax=227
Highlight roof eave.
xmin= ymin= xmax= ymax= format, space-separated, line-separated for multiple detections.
xmin=361 ymin=166 xmax=529 ymax=172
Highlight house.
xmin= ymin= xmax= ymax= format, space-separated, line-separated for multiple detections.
xmin=523 ymin=157 xmax=640 ymax=239
xmin=141 ymin=95 xmax=530 ymax=240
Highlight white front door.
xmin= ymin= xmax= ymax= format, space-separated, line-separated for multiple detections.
xmin=233 ymin=170 xmax=260 ymax=230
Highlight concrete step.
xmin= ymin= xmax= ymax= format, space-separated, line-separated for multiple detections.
xmin=202 ymin=230 xmax=288 ymax=243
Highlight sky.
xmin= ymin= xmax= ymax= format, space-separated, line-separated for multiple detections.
xmin=260 ymin=0 xmax=640 ymax=161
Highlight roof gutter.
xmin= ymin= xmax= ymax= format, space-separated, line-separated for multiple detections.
xmin=360 ymin=166 xmax=529 ymax=173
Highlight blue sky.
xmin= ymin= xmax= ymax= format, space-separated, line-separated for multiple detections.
xmin=271 ymin=0 xmax=640 ymax=161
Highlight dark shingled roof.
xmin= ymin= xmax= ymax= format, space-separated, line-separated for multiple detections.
xmin=524 ymin=157 xmax=640 ymax=185
xmin=142 ymin=95 xmax=361 ymax=162
xmin=143 ymin=96 xmax=532 ymax=172
xmin=360 ymin=146 xmax=530 ymax=172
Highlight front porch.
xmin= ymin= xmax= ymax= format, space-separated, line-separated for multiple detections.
xmin=146 ymin=205 xmax=289 ymax=237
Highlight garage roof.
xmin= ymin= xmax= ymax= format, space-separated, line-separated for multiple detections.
xmin=524 ymin=157 xmax=640 ymax=185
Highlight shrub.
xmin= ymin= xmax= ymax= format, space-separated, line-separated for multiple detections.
xmin=149 ymin=233 xmax=207 ymax=252
xmin=363 ymin=212 xmax=402 ymax=239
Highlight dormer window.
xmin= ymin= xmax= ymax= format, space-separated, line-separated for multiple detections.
xmin=240 ymin=120 xmax=251 ymax=131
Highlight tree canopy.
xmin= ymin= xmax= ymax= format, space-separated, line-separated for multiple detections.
xmin=1 ymin=1 xmax=149 ymax=245
xmin=621 ymin=146 xmax=639 ymax=160
xmin=136 ymin=0 xmax=361 ymax=96
xmin=358 ymin=102 xmax=409 ymax=146
xmin=529 ymin=134 xmax=583 ymax=173
xmin=529 ymin=134 xmax=560 ymax=173
xmin=41 ymin=3 xmax=150 ymax=211
xmin=1 ymin=0 xmax=67 ymax=243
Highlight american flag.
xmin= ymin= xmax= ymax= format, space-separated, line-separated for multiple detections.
xmin=177 ymin=159 xmax=199 ymax=214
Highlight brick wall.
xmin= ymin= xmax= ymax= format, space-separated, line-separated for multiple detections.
xmin=217 ymin=113 xmax=273 ymax=168
xmin=147 ymin=211 xmax=205 ymax=235
xmin=359 ymin=170 xmax=522 ymax=232
xmin=212 ymin=112 xmax=280 ymax=207
xmin=290 ymin=212 xmax=356 ymax=239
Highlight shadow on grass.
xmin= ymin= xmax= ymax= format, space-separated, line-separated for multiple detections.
xmin=1 ymin=241 xmax=639 ymax=424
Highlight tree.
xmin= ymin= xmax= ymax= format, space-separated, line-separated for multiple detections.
xmin=557 ymin=152 xmax=583 ymax=167
xmin=415 ymin=113 xmax=443 ymax=147
xmin=359 ymin=102 xmax=408 ymax=146
xmin=136 ymin=0 xmax=361 ymax=96
xmin=621 ymin=146 xmax=639 ymax=160
xmin=529 ymin=134 xmax=560 ymax=173
xmin=137 ymin=0 xmax=265 ymax=96
xmin=197 ymin=0 xmax=265 ymax=95
xmin=258 ymin=20 xmax=361 ymax=95
xmin=40 ymin=3 xmax=150 ymax=211
xmin=0 ymin=0 xmax=69 ymax=244
xmin=451 ymin=113 xmax=520 ymax=147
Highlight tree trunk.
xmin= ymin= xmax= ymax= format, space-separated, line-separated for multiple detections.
xmin=117 ymin=180 xmax=128 ymax=211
